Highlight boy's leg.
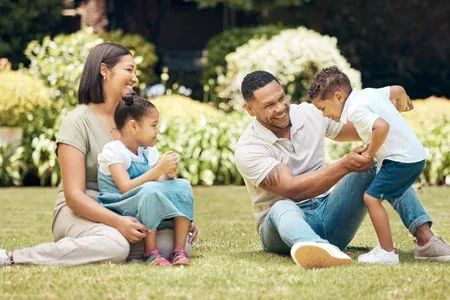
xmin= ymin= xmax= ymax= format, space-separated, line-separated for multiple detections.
xmin=318 ymin=168 xmax=375 ymax=250
xmin=363 ymin=193 xmax=394 ymax=251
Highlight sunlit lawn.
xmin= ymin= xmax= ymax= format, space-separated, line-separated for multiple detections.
xmin=1 ymin=186 xmax=449 ymax=299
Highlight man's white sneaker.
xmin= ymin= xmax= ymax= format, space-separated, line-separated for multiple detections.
xmin=358 ymin=245 xmax=399 ymax=264
xmin=0 ymin=249 xmax=11 ymax=266
xmin=290 ymin=242 xmax=352 ymax=269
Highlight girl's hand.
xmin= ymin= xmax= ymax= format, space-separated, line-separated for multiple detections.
xmin=158 ymin=152 xmax=178 ymax=174
xmin=166 ymin=166 xmax=179 ymax=179
xmin=188 ymin=222 xmax=199 ymax=245
xmin=115 ymin=216 xmax=150 ymax=243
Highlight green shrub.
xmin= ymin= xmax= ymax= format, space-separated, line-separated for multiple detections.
xmin=157 ymin=111 xmax=251 ymax=185
xmin=218 ymin=26 xmax=361 ymax=110
xmin=31 ymin=130 xmax=60 ymax=186
xmin=0 ymin=143 xmax=25 ymax=186
xmin=201 ymin=25 xmax=284 ymax=107
xmin=25 ymin=29 xmax=103 ymax=106
xmin=152 ymin=95 xmax=224 ymax=119
xmin=25 ymin=28 xmax=156 ymax=107
xmin=0 ymin=69 xmax=66 ymax=186
xmin=0 ymin=71 xmax=52 ymax=127
xmin=0 ymin=0 xmax=64 ymax=68
xmin=100 ymin=29 xmax=158 ymax=85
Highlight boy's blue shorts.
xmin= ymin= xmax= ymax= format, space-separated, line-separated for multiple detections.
xmin=366 ymin=159 xmax=425 ymax=201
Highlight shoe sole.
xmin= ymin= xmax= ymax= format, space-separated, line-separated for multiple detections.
xmin=357 ymin=260 xmax=400 ymax=265
xmin=292 ymin=245 xmax=351 ymax=269
xmin=172 ymin=261 xmax=191 ymax=266
xmin=415 ymin=255 xmax=450 ymax=262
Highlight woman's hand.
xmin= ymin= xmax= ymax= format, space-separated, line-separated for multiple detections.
xmin=114 ymin=216 xmax=150 ymax=243
xmin=188 ymin=222 xmax=199 ymax=245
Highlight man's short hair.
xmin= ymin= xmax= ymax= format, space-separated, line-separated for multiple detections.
xmin=308 ymin=66 xmax=352 ymax=100
xmin=241 ymin=70 xmax=279 ymax=101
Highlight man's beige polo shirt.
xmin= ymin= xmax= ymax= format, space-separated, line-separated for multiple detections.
xmin=234 ymin=103 xmax=343 ymax=231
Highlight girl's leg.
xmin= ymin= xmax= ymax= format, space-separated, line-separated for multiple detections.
xmin=170 ymin=217 xmax=191 ymax=265
xmin=143 ymin=230 xmax=158 ymax=256
xmin=173 ymin=217 xmax=190 ymax=250
xmin=143 ymin=230 xmax=171 ymax=266
xmin=364 ymin=193 xmax=394 ymax=251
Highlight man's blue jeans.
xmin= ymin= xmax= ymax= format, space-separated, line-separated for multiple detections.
xmin=259 ymin=168 xmax=432 ymax=255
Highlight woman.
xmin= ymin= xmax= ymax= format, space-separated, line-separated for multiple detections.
xmin=0 ymin=43 xmax=198 ymax=265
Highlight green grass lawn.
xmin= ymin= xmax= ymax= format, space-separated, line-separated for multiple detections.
xmin=1 ymin=186 xmax=449 ymax=299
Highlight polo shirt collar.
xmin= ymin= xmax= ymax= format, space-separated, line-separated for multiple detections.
xmin=252 ymin=105 xmax=304 ymax=144
xmin=340 ymin=89 xmax=358 ymax=123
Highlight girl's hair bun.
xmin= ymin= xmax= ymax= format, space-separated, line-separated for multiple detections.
xmin=123 ymin=93 xmax=135 ymax=106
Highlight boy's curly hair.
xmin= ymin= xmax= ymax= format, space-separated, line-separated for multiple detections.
xmin=308 ymin=66 xmax=352 ymax=100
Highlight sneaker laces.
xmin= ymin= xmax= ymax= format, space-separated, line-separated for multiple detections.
xmin=435 ymin=237 xmax=450 ymax=249
xmin=367 ymin=245 xmax=383 ymax=255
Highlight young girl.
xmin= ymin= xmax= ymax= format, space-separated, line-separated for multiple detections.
xmin=97 ymin=93 xmax=194 ymax=266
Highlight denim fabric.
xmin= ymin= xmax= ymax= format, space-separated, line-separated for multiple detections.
xmin=366 ymin=159 xmax=425 ymax=201
xmin=98 ymin=152 xmax=194 ymax=229
xmin=259 ymin=168 xmax=432 ymax=255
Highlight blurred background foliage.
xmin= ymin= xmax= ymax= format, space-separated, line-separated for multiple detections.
xmin=0 ymin=0 xmax=449 ymax=186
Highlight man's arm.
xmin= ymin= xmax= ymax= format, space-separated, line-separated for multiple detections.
xmin=332 ymin=121 xmax=361 ymax=142
xmin=260 ymin=146 xmax=374 ymax=202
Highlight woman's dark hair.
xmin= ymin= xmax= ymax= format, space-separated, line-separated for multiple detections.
xmin=114 ymin=93 xmax=156 ymax=130
xmin=78 ymin=43 xmax=131 ymax=104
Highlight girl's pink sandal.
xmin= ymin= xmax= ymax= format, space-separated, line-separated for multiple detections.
xmin=144 ymin=249 xmax=171 ymax=266
xmin=169 ymin=248 xmax=191 ymax=266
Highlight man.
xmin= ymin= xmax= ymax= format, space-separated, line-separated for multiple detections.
xmin=234 ymin=70 xmax=450 ymax=269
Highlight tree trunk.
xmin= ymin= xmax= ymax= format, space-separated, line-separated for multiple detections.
xmin=81 ymin=0 xmax=109 ymax=34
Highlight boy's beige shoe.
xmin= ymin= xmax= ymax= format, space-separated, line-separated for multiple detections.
xmin=414 ymin=236 xmax=450 ymax=261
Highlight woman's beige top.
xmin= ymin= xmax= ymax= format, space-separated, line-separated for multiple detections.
xmin=53 ymin=104 xmax=112 ymax=221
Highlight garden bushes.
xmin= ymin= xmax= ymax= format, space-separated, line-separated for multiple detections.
xmin=216 ymin=26 xmax=362 ymax=110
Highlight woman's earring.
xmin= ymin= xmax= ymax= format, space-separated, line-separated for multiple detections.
xmin=103 ymin=76 xmax=107 ymax=80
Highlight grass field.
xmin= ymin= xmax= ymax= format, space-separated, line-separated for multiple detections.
xmin=1 ymin=186 xmax=449 ymax=299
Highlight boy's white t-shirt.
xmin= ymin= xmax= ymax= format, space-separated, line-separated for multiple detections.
xmin=340 ymin=87 xmax=428 ymax=164
xmin=97 ymin=140 xmax=160 ymax=175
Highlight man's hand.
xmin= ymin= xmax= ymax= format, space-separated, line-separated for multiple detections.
xmin=342 ymin=145 xmax=374 ymax=172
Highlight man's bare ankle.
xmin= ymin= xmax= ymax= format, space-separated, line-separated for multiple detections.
xmin=7 ymin=251 xmax=14 ymax=264
xmin=415 ymin=225 xmax=434 ymax=246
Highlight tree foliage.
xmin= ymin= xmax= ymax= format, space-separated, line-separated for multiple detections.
xmin=0 ymin=0 xmax=64 ymax=68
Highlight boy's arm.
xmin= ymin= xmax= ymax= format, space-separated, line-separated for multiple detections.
xmin=389 ymin=86 xmax=413 ymax=112
xmin=362 ymin=118 xmax=390 ymax=159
